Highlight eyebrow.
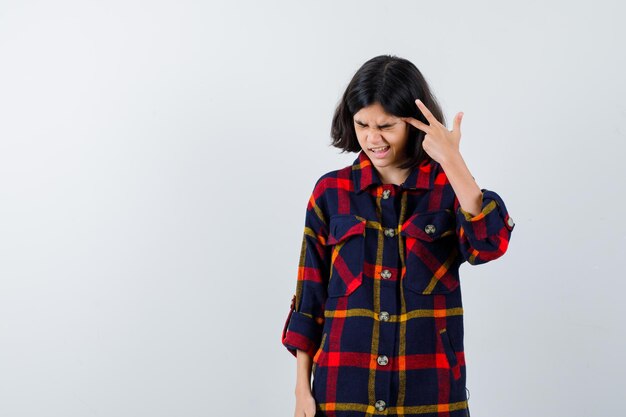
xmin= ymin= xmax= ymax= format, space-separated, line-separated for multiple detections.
xmin=354 ymin=119 xmax=397 ymax=128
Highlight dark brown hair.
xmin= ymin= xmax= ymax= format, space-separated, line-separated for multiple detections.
xmin=330 ymin=55 xmax=446 ymax=170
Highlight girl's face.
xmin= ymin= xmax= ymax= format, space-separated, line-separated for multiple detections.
xmin=353 ymin=102 xmax=410 ymax=169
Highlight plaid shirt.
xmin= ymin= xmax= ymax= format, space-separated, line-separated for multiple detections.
xmin=281 ymin=150 xmax=515 ymax=417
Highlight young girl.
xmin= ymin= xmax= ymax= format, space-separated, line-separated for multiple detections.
xmin=281 ymin=55 xmax=515 ymax=417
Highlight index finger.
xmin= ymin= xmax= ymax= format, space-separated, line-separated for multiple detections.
xmin=415 ymin=99 xmax=437 ymax=125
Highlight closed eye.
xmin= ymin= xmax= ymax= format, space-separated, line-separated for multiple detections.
xmin=355 ymin=122 xmax=397 ymax=129
xmin=356 ymin=123 xmax=395 ymax=129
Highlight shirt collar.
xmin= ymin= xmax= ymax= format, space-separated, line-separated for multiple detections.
xmin=352 ymin=149 xmax=434 ymax=193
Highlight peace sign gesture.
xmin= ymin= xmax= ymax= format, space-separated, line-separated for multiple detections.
xmin=401 ymin=99 xmax=464 ymax=165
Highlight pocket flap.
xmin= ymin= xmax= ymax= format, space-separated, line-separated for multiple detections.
xmin=401 ymin=209 xmax=454 ymax=241
xmin=325 ymin=214 xmax=366 ymax=245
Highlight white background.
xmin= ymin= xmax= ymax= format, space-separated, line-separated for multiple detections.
xmin=1 ymin=0 xmax=624 ymax=416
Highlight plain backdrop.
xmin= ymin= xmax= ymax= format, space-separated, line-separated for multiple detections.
xmin=1 ymin=0 xmax=625 ymax=416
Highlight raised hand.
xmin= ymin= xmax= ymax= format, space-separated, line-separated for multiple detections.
xmin=401 ymin=99 xmax=464 ymax=165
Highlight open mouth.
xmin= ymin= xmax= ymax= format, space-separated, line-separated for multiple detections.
xmin=369 ymin=145 xmax=390 ymax=154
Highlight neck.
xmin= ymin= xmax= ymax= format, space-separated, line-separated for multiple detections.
xmin=375 ymin=165 xmax=411 ymax=186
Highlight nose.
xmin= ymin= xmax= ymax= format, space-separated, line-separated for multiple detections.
xmin=366 ymin=129 xmax=383 ymax=141
xmin=366 ymin=131 xmax=386 ymax=145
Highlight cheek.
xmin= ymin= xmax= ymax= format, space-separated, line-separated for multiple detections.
xmin=388 ymin=132 xmax=405 ymax=146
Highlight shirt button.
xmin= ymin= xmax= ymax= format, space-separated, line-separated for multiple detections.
xmin=424 ymin=224 xmax=436 ymax=235
xmin=507 ymin=216 xmax=515 ymax=228
xmin=382 ymin=189 xmax=391 ymax=199
xmin=380 ymin=269 xmax=392 ymax=280
xmin=384 ymin=227 xmax=395 ymax=237
xmin=379 ymin=311 xmax=390 ymax=322
xmin=377 ymin=355 xmax=389 ymax=366
xmin=374 ymin=400 xmax=386 ymax=411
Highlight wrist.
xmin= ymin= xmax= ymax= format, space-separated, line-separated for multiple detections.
xmin=440 ymin=150 xmax=463 ymax=168
xmin=295 ymin=383 xmax=312 ymax=396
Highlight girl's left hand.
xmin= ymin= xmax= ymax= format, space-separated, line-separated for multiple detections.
xmin=401 ymin=99 xmax=463 ymax=165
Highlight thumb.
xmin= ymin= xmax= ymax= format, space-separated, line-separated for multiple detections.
xmin=453 ymin=112 xmax=463 ymax=136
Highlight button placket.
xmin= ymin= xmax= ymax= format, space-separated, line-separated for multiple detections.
xmin=375 ymin=185 xmax=394 ymax=412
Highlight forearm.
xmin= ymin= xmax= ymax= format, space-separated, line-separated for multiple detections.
xmin=440 ymin=151 xmax=482 ymax=217
xmin=295 ymin=349 xmax=313 ymax=394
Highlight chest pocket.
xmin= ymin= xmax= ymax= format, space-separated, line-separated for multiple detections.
xmin=400 ymin=209 xmax=460 ymax=294
xmin=323 ymin=214 xmax=367 ymax=298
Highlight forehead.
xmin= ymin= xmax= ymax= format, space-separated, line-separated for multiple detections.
xmin=353 ymin=102 xmax=397 ymax=122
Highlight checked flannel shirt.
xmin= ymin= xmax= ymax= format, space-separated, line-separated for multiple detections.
xmin=281 ymin=149 xmax=515 ymax=417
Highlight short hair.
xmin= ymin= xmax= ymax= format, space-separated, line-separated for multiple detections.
xmin=330 ymin=54 xmax=447 ymax=170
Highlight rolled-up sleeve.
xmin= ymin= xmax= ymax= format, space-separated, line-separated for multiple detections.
xmin=454 ymin=188 xmax=515 ymax=265
xmin=281 ymin=179 xmax=330 ymax=359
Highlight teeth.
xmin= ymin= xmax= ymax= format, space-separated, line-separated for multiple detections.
xmin=370 ymin=146 xmax=389 ymax=152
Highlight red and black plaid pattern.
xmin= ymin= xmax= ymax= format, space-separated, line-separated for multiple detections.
xmin=282 ymin=150 xmax=515 ymax=417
